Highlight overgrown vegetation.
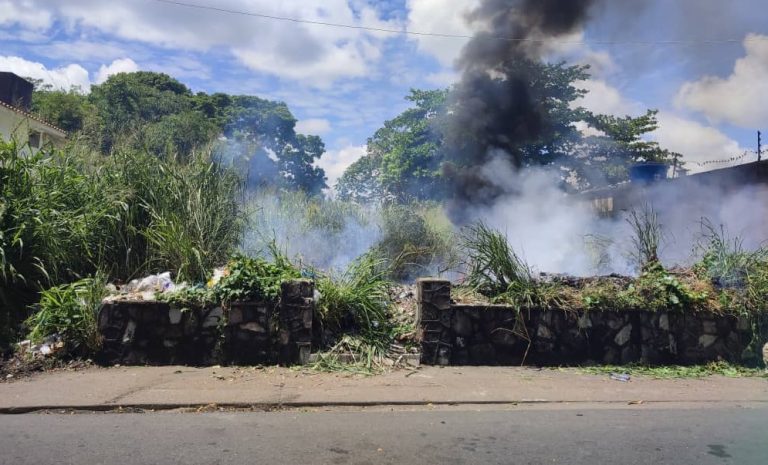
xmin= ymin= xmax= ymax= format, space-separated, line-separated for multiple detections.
xmin=24 ymin=276 xmax=107 ymax=355
xmin=313 ymin=252 xmax=414 ymax=374
xmin=458 ymin=220 xmax=764 ymax=319
xmin=5 ymin=69 xmax=765 ymax=374
xmin=374 ymin=203 xmax=458 ymax=281
xmin=213 ymin=248 xmax=301 ymax=304
xmin=0 ymin=137 xmax=245 ymax=347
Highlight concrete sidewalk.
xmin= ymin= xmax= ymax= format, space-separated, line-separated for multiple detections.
xmin=1 ymin=366 xmax=766 ymax=412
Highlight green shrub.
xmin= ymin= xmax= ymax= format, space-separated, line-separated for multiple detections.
xmin=214 ymin=247 xmax=301 ymax=304
xmin=25 ymin=276 xmax=107 ymax=355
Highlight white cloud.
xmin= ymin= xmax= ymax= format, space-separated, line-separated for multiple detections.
xmin=425 ymin=70 xmax=459 ymax=87
xmin=675 ymin=34 xmax=768 ymax=128
xmin=9 ymin=0 xmax=401 ymax=86
xmin=0 ymin=55 xmax=90 ymax=90
xmin=95 ymin=58 xmax=139 ymax=84
xmin=34 ymin=40 xmax=133 ymax=62
xmin=0 ymin=0 xmax=53 ymax=30
xmin=574 ymin=78 xmax=748 ymax=173
xmin=574 ymin=79 xmax=641 ymax=116
xmin=650 ymin=112 xmax=749 ymax=173
xmin=406 ymin=0 xmax=477 ymax=66
xmin=296 ymin=118 xmax=332 ymax=135
xmin=318 ymin=144 xmax=366 ymax=187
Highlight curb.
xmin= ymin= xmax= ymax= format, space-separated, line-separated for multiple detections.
xmin=3 ymin=399 xmax=767 ymax=414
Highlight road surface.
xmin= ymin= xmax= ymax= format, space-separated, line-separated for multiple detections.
xmin=1 ymin=405 xmax=766 ymax=464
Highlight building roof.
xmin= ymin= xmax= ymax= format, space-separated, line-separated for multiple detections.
xmin=0 ymin=99 xmax=67 ymax=137
xmin=577 ymin=159 xmax=768 ymax=200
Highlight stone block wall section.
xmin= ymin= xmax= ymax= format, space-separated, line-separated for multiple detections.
xmin=97 ymin=280 xmax=315 ymax=366
xmin=417 ymin=279 xmax=754 ymax=366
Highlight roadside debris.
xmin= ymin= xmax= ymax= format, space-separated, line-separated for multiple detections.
xmin=102 ymin=272 xmax=184 ymax=303
xmin=609 ymin=373 xmax=631 ymax=382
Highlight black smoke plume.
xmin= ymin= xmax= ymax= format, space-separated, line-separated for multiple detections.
xmin=444 ymin=0 xmax=597 ymax=215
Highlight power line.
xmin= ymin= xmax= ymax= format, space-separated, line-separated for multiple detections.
xmin=150 ymin=0 xmax=767 ymax=47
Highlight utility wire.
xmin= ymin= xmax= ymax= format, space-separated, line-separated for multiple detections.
xmin=151 ymin=0 xmax=766 ymax=46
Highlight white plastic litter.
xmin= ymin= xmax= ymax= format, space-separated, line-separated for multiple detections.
xmin=102 ymin=272 xmax=177 ymax=303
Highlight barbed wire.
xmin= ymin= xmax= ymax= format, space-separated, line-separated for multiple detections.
xmin=690 ymin=150 xmax=756 ymax=167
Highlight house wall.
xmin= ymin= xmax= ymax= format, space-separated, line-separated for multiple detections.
xmin=0 ymin=104 xmax=66 ymax=152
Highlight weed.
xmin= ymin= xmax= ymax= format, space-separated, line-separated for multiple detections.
xmin=626 ymin=204 xmax=663 ymax=270
xmin=25 ymin=275 xmax=107 ymax=355
xmin=461 ymin=222 xmax=533 ymax=297
xmin=214 ymin=246 xmax=301 ymax=304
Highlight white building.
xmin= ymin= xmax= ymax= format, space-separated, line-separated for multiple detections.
xmin=0 ymin=72 xmax=67 ymax=151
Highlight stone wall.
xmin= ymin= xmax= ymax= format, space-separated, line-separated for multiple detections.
xmin=418 ymin=279 xmax=754 ymax=366
xmin=97 ymin=280 xmax=315 ymax=366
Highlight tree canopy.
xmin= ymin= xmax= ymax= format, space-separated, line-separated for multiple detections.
xmin=30 ymin=72 xmax=327 ymax=194
xmin=337 ymin=60 xmax=681 ymax=202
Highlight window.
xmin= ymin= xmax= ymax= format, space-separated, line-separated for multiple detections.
xmin=28 ymin=131 xmax=41 ymax=149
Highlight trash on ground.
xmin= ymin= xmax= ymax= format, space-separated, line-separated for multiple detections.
xmin=102 ymin=272 xmax=184 ymax=303
xmin=610 ymin=373 xmax=631 ymax=382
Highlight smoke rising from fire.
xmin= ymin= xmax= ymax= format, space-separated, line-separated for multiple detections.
xmin=438 ymin=0 xmax=768 ymax=277
xmin=444 ymin=0 xmax=597 ymax=212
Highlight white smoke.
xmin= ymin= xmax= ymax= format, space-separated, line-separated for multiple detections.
xmin=464 ymin=153 xmax=768 ymax=277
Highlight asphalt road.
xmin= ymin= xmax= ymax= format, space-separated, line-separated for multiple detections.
xmin=1 ymin=406 xmax=766 ymax=464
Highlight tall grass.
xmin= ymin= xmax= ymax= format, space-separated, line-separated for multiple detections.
xmin=696 ymin=220 xmax=768 ymax=289
xmin=626 ymin=204 xmax=663 ymax=270
xmin=0 ymin=137 xmax=245 ymax=347
xmin=461 ymin=222 xmax=534 ymax=296
xmin=1 ymin=139 xmax=126 ymax=340
xmin=243 ymin=189 xmax=377 ymax=272
xmin=313 ymin=252 xmax=403 ymax=372
xmin=25 ymin=275 xmax=107 ymax=354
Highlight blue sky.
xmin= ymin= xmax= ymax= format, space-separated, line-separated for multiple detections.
xmin=1 ymin=0 xmax=767 ymax=185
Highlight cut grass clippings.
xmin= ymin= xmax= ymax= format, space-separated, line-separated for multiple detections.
xmin=578 ymin=362 xmax=768 ymax=379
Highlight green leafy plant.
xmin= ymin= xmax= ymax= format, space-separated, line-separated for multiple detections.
xmin=156 ymin=285 xmax=216 ymax=312
xmin=25 ymin=276 xmax=107 ymax=355
xmin=214 ymin=247 xmax=301 ymax=304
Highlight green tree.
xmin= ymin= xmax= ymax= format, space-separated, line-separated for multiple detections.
xmin=222 ymin=96 xmax=327 ymax=193
xmin=443 ymin=60 xmax=590 ymax=172
xmin=337 ymin=89 xmax=447 ymax=202
xmin=340 ymin=61 xmax=682 ymax=201
xmin=86 ymin=72 xmax=193 ymax=153
xmin=336 ymin=154 xmax=385 ymax=203
xmin=576 ymin=110 xmax=682 ymax=187
xmin=31 ymin=87 xmax=90 ymax=133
